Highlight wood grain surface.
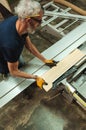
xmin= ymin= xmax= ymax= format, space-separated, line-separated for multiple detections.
xmin=42 ymin=49 xmax=85 ymax=92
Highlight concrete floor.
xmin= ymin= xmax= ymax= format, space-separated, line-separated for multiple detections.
xmin=0 ymin=85 xmax=86 ymax=130
xmin=0 ymin=0 xmax=86 ymax=130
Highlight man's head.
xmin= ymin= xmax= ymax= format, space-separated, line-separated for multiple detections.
xmin=14 ymin=0 xmax=41 ymax=19
xmin=15 ymin=0 xmax=43 ymax=34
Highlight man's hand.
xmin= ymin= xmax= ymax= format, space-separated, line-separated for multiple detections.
xmin=35 ymin=76 xmax=48 ymax=89
xmin=44 ymin=59 xmax=58 ymax=68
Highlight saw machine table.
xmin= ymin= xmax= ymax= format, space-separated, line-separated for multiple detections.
xmin=0 ymin=1 xmax=86 ymax=108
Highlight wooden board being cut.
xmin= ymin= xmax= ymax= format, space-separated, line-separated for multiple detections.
xmin=42 ymin=49 xmax=85 ymax=92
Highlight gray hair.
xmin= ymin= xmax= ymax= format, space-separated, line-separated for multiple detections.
xmin=14 ymin=0 xmax=41 ymax=19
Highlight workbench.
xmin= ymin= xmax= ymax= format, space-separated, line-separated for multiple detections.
xmin=0 ymin=22 xmax=86 ymax=108
xmin=0 ymin=1 xmax=86 ymax=108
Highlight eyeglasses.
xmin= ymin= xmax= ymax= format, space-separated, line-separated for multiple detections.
xmin=25 ymin=15 xmax=42 ymax=24
xmin=25 ymin=14 xmax=40 ymax=19
xmin=31 ymin=17 xmax=42 ymax=24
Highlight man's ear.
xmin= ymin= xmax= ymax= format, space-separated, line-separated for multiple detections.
xmin=25 ymin=18 xmax=31 ymax=23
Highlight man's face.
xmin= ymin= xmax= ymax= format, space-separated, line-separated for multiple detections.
xmin=27 ymin=10 xmax=43 ymax=34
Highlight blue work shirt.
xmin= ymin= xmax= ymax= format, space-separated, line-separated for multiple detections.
xmin=0 ymin=16 xmax=28 ymax=74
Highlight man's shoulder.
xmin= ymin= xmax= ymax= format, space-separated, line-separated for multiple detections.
xmin=7 ymin=15 xmax=18 ymax=21
xmin=0 ymin=16 xmax=18 ymax=26
xmin=5 ymin=15 xmax=18 ymax=21
xmin=0 ymin=16 xmax=18 ymax=42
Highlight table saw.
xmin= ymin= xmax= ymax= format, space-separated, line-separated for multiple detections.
xmin=0 ymin=1 xmax=86 ymax=110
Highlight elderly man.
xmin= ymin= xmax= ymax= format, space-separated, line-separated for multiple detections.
xmin=0 ymin=0 xmax=57 ymax=88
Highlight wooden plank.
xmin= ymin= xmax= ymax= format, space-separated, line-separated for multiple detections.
xmin=0 ymin=1 xmax=13 ymax=19
xmin=42 ymin=49 xmax=85 ymax=92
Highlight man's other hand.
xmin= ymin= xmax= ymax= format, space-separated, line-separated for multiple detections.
xmin=36 ymin=76 xmax=48 ymax=89
xmin=44 ymin=59 xmax=58 ymax=68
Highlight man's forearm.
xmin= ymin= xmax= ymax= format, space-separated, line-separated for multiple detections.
xmin=26 ymin=37 xmax=47 ymax=62
xmin=30 ymin=44 xmax=46 ymax=62
xmin=10 ymin=69 xmax=37 ymax=80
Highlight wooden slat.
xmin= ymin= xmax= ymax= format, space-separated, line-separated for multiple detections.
xmin=42 ymin=49 xmax=85 ymax=92
xmin=0 ymin=0 xmax=11 ymax=12
xmin=0 ymin=2 xmax=13 ymax=19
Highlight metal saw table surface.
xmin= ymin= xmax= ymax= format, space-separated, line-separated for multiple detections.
xmin=0 ymin=1 xmax=86 ymax=108
xmin=0 ymin=22 xmax=86 ymax=108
